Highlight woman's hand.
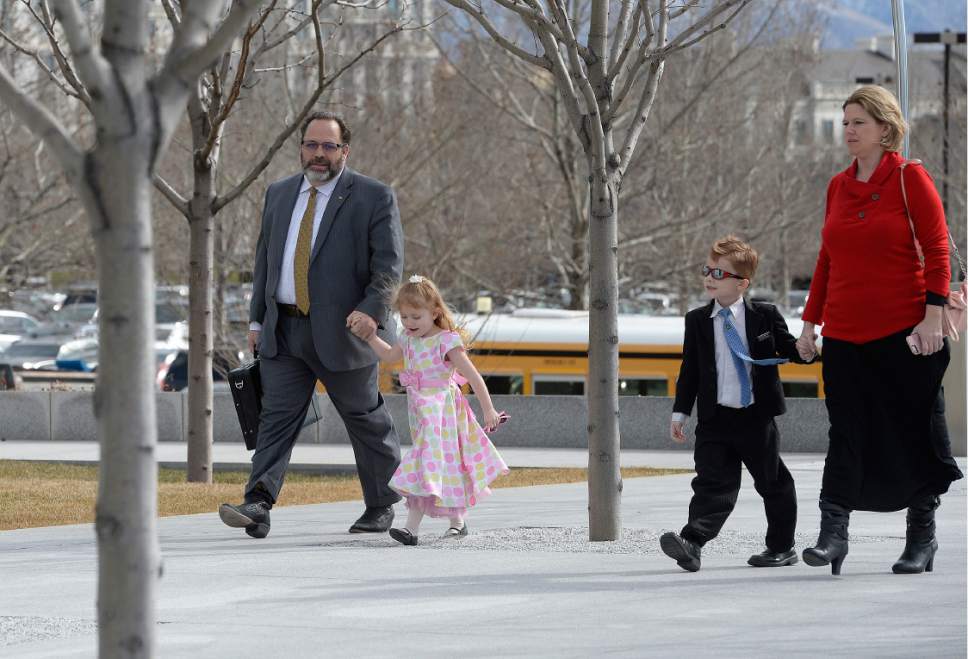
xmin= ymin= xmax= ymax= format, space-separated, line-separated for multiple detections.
xmin=796 ymin=322 xmax=818 ymax=361
xmin=911 ymin=306 xmax=944 ymax=355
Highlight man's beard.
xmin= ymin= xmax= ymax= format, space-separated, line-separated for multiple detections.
xmin=303 ymin=156 xmax=342 ymax=184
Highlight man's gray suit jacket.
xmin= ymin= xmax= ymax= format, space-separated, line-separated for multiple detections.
xmin=249 ymin=168 xmax=404 ymax=371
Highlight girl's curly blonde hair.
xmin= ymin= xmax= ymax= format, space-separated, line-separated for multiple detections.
xmin=393 ymin=276 xmax=470 ymax=344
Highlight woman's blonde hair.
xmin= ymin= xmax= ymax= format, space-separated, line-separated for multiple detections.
xmin=843 ymin=85 xmax=906 ymax=152
xmin=393 ymin=276 xmax=469 ymax=343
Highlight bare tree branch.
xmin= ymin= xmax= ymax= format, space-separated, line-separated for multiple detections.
xmin=48 ymin=0 xmax=113 ymax=109
xmin=0 ymin=65 xmax=82 ymax=178
xmin=153 ymin=173 xmax=190 ymax=218
xmin=442 ymin=1 xmax=547 ymax=68
xmin=0 ymin=24 xmax=90 ymax=107
xmin=200 ymin=3 xmax=278 ymax=161
xmin=214 ymin=11 xmax=403 ymax=212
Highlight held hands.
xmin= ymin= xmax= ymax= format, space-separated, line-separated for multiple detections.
xmin=247 ymin=330 xmax=260 ymax=357
xmin=909 ymin=306 xmax=944 ymax=356
xmin=670 ymin=417 xmax=686 ymax=444
xmin=796 ymin=323 xmax=819 ymax=362
xmin=346 ymin=310 xmax=377 ymax=340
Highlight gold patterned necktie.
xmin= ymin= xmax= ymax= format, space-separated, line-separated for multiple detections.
xmin=293 ymin=186 xmax=318 ymax=314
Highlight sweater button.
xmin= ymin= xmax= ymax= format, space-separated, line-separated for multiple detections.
xmin=871 ymin=193 xmax=880 ymax=200
xmin=858 ymin=211 xmax=865 ymax=219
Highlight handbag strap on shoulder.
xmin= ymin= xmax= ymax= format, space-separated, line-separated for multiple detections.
xmin=899 ymin=158 xmax=966 ymax=281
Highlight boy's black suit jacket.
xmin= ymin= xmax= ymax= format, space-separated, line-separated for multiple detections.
xmin=672 ymin=300 xmax=811 ymax=423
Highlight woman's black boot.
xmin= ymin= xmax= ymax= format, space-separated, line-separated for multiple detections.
xmin=892 ymin=495 xmax=940 ymax=574
xmin=802 ymin=499 xmax=850 ymax=575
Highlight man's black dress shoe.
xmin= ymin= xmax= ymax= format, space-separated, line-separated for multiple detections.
xmin=219 ymin=501 xmax=271 ymax=539
xmin=659 ymin=531 xmax=701 ymax=572
xmin=747 ymin=548 xmax=798 ymax=567
xmin=349 ymin=505 xmax=394 ymax=533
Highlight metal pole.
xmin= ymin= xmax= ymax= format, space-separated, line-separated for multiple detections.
xmin=891 ymin=0 xmax=910 ymax=157
xmin=943 ymin=39 xmax=950 ymax=215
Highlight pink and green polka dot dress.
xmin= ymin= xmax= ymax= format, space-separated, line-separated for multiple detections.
xmin=389 ymin=330 xmax=508 ymax=517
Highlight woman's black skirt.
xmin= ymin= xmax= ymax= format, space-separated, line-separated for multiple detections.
xmin=820 ymin=328 xmax=964 ymax=512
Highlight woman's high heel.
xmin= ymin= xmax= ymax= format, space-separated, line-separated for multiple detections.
xmin=892 ymin=495 xmax=941 ymax=574
xmin=803 ymin=499 xmax=850 ymax=575
xmin=830 ymin=553 xmax=847 ymax=576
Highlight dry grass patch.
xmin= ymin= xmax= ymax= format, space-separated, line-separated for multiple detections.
xmin=0 ymin=460 xmax=688 ymax=531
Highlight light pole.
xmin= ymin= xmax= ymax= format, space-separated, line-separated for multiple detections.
xmin=913 ymin=30 xmax=967 ymax=216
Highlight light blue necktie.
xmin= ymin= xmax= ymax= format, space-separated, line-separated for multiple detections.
xmin=718 ymin=307 xmax=788 ymax=407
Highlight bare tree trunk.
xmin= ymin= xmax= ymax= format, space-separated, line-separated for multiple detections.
xmin=0 ymin=3 xmax=266 ymax=651
xmin=91 ymin=151 xmax=160 ymax=657
xmin=586 ymin=165 xmax=622 ymax=540
xmin=214 ymin=221 xmax=229 ymax=345
xmin=187 ymin=151 xmax=217 ymax=483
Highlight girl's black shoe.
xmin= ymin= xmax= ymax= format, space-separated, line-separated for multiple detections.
xmin=389 ymin=527 xmax=419 ymax=546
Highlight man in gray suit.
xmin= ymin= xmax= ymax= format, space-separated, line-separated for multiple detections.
xmin=219 ymin=111 xmax=403 ymax=538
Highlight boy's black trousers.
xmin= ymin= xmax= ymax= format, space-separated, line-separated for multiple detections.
xmin=680 ymin=405 xmax=797 ymax=553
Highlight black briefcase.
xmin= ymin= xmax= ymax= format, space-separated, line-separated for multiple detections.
xmin=228 ymin=359 xmax=262 ymax=450
xmin=228 ymin=359 xmax=321 ymax=450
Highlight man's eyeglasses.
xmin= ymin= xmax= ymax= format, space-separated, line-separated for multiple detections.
xmin=702 ymin=265 xmax=746 ymax=281
xmin=301 ymin=141 xmax=344 ymax=153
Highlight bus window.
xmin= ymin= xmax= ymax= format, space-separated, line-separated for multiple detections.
xmin=483 ymin=374 xmax=524 ymax=395
xmin=619 ymin=378 xmax=669 ymax=396
xmin=533 ymin=376 xmax=585 ymax=395
xmin=783 ymin=381 xmax=819 ymax=398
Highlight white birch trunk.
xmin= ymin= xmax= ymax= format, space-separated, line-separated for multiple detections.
xmin=0 ymin=2 xmax=265 ymax=653
xmin=586 ymin=166 xmax=622 ymax=540
xmin=186 ymin=92 xmax=219 ymax=483
xmin=90 ymin=147 xmax=160 ymax=657
xmin=186 ymin=162 xmax=216 ymax=483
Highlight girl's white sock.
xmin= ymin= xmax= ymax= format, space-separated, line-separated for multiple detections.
xmin=405 ymin=507 xmax=425 ymax=534
xmin=448 ymin=516 xmax=464 ymax=530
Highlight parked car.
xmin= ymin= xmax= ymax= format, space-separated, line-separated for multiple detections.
xmin=55 ymin=337 xmax=99 ymax=371
xmin=785 ymin=289 xmax=810 ymax=317
xmin=34 ymin=303 xmax=97 ymax=336
xmin=156 ymin=348 xmax=239 ymax=391
xmin=0 ymin=310 xmax=41 ymax=352
xmin=0 ymin=337 xmax=66 ymax=370
xmin=53 ymin=286 xmax=97 ymax=310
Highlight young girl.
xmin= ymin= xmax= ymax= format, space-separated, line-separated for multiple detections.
xmin=365 ymin=275 xmax=508 ymax=545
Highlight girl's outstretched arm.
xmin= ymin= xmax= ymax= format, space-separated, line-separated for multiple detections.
xmin=366 ymin=333 xmax=403 ymax=362
xmin=447 ymin=348 xmax=501 ymax=430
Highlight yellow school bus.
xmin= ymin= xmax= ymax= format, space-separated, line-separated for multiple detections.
xmin=381 ymin=308 xmax=824 ymax=398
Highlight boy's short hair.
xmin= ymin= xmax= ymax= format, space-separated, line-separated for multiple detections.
xmin=710 ymin=235 xmax=757 ymax=280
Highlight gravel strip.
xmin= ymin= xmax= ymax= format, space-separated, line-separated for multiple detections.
xmin=0 ymin=616 xmax=97 ymax=647
xmin=316 ymin=527 xmax=898 ymax=554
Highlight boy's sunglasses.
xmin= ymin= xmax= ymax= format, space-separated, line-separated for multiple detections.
xmin=702 ymin=265 xmax=746 ymax=281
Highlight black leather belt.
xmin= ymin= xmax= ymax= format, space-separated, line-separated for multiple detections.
xmin=278 ymin=303 xmax=308 ymax=317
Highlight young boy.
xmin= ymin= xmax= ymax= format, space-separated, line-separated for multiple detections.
xmin=661 ymin=235 xmax=812 ymax=572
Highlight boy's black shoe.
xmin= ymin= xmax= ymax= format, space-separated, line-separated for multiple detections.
xmin=219 ymin=501 xmax=271 ymax=539
xmin=660 ymin=531 xmax=701 ymax=572
xmin=747 ymin=548 xmax=798 ymax=567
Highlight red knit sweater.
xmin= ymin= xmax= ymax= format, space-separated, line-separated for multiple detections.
xmin=802 ymin=151 xmax=951 ymax=343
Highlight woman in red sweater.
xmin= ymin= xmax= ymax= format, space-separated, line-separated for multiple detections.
xmin=796 ymin=85 xmax=963 ymax=576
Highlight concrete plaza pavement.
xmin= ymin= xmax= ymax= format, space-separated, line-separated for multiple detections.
xmin=0 ymin=448 xmax=965 ymax=657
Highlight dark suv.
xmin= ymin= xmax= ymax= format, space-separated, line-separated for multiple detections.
xmin=157 ymin=348 xmax=237 ymax=391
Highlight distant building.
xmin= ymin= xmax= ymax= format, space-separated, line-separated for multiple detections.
xmin=795 ymin=35 xmax=966 ymax=147
xmin=286 ymin=0 xmax=439 ymax=111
